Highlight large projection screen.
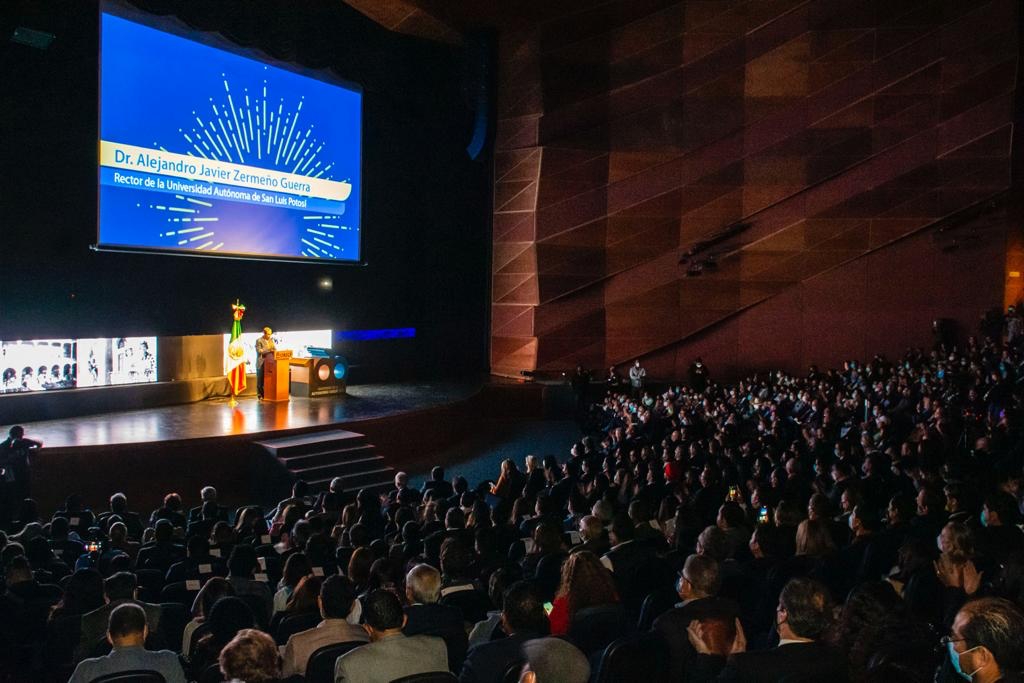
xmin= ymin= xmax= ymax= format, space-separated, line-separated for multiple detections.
xmin=97 ymin=6 xmax=362 ymax=263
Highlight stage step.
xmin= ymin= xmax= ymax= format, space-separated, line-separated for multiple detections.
xmin=289 ymin=456 xmax=389 ymax=481
xmin=253 ymin=429 xmax=368 ymax=457
xmin=255 ymin=429 xmax=395 ymax=498
xmin=279 ymin=445 xmax=378 ymax=470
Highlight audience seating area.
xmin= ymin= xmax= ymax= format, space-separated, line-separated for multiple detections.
xmin=6 ymin=313 xmax=1024 ymax=682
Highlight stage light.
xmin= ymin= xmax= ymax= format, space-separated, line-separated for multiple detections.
xmin=333 ymin=359 xmax=347 ymax=380
xmin=317 ymin=276 xmax=333 ymax=292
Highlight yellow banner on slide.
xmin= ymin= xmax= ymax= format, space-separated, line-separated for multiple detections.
xmin=100 ymin=140 xmax=351 ymax=202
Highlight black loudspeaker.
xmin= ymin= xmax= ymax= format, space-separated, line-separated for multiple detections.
xmin=289 ymin=355 xmax=347 ymax=397
xmin=463 ymin=31 xmax=496 ymax=161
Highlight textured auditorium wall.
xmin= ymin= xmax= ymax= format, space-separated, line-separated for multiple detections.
xmin=490 ymin=0 xmax=1020 ymax=378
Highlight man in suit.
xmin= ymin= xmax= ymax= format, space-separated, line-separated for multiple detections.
xmin=600 ymin=514 xmax=657 ymax=601
xmin=459 ymin=581 xmax=549 ymax=683
xmin=403 ymin=563 xmax=467 ymax=671
xmin=164 ymin=536 xmax=227 ymax=584
xmin=69 ymin=604 xmax=185 ymax=683
xmin=282 ymin=575 xmax=368 ymax=677
xmin=77 ymin=572 xmax=163 ymax=662
xmin=688 ymin=577 xmax=848 ymax=682
xmin=134 ymin=519 xmax=185 ymax=574
xmin=334 ymin=590 xmax=447 ymax=683
xmin=185 ymin=501 xmax=224 ymax=542
xmin=187 ymin=485 xmax=230 ymax=525
xmin=652 ymin=554 xmax=740 ymax=683
xmin=422 ymin=466 xmax=454 ymax=500
xmin=570 ymin=515 xmax=609 ymax=557
xmin=98 ymin=492 xmax=144 ymax=539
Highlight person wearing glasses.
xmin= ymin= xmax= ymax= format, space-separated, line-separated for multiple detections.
xmin=943 ymin=597 xmax=1024 ymax=683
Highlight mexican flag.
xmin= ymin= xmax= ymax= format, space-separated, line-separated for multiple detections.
xmin=225 ymin=301 xmax=247 ymax=396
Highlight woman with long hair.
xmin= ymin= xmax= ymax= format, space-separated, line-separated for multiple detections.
xmin=273 ymin=552 xmax=311 ymax=615
xmin=547 ymin=550 xmax=618 ymax=636
xmin=182 ymin=577 xmax=234 ymax=657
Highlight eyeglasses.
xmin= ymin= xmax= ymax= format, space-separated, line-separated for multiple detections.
xmin=940 ymin=636 xmax=968 ymax=648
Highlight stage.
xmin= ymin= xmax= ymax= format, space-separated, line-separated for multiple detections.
xmin=12 ymin=380 xmax=483 ymax=448
xmin=9 ymin=377 xmax=552 ymax=514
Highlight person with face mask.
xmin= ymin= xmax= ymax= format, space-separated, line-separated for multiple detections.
xmin=943 ymin=597 xmax=1024 ymax=682
xmin=652 ymin=554 xmax=739 ymax=683
xmin=977 ymin=491 xmax=1024 ymax=566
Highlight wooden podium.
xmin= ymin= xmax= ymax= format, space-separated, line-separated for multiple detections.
xmin=263 ymin=350 xmax=292 ymax=402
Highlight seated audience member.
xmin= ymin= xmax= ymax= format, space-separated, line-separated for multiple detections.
xmin=387 ymin=471 xmax=421 ymax=506
xmin=460 ymin=581 xmax=549 ymax=683
xmin=281 ymin=574 xmax=323 ymax=620
xmin=335 ymin=589 xmax=448 ymax=683
xmin=49 ymin=567 xmax=104 ymax=622
xmin=273 ymin=551 xmax=312 ymax=615
xmin=186 ymin=500 xmax=224 ymax=541
xmin=189 ymin=485 xmax=229 ymax=524
xmin=570 ymin=514 xmax=609 ymax=556
xmin=225 ymin=543 xmax=273 ymax=623
xmin=689 ymin=578 xmax=847 ymax=681
xmin=978 ymin=491 xmax=1024 ymax=566
xmin=219 ymin=628 xmax=282 ymax=683
xmin=149 ymin=492 xmax=187 ymax=529
xmin=521 ymin=522 xmax=567 ymax=601
xmin=135 ymin=519 xmax=185 ymax=574
xmin=424 ymin=507 xmax=473 ymax=565
xmin=423 ymin=466 xmax=455 ymax=500
xmin=98 ymin=493 xmax=143 ymax=539
xmin=467 ymin=568 xmax=515 ymax=647
xmin=831 ymin=581 xmax=939 ymax=682
xmin=165 ymin=535 xmax=224 ymax=584
xmin=189 ymin=595 xmax=255 ymax=678
xmin=48 ymin=515 xmax=86 ymax=562
xmin=55 ymin=494 xmax=96 ymax=536
xmin=77 ymin=571 xmax=162 ymax=662
xmin=548 ymin=551 xmax=618 ymax=636
xmin=68 ymin=603 xmax=185 ymax=683
xmin=440 ymin=538 xmax=493 ymax=624
xmin=281 ymin=575 xmax=367 ymax=677
xmin=490 ymin=459 xmax=526 ymax=500
xmin=518 ymin=637 xmax=590 ymax=683
xmin=107 ymin=522 xmax=139 ymax=560
xmin=601 ymin=513 xmax=657 ymax=599
xmin=182 ymin=576 xmax=234 ymax=657
xmin=403 ymin=563 xmax=467 ymax=672
xmin=945 ymin=597 xmax=1024 ymax=683
xmin=653 ymin=553 xmax=740 ymax=682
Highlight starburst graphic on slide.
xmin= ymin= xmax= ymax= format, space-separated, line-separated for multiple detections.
xmin=149 ymin=194 xmax=223 ymax=251
xmin=143 ymin=67 xmax=349 ymax=257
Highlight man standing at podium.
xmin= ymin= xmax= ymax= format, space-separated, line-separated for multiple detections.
xmin=255 ymin=327 xmax=276 ymax=400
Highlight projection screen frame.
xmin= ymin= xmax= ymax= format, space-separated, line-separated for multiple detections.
xmin=95 ymin=1 xmax=365 ymax=266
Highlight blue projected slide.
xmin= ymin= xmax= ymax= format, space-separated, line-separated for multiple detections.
xmin=98 ymin=10 xmax=362 ymax=261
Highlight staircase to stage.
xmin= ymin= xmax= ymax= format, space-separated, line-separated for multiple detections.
xmin=254 ymin=429 xmax=395 ymax=495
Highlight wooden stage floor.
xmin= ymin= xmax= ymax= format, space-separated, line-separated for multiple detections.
xmin=12 ymin=380 xmax=483 ymax=449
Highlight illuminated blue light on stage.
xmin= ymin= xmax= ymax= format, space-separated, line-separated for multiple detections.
xmin=334 ymin=328 xmax=416 ymax=341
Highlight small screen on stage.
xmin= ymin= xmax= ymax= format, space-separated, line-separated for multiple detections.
xmin=98 ymin=6 xmax=362 ymax=262
xmin=76 ymin=337 xmax=158 ymax=388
